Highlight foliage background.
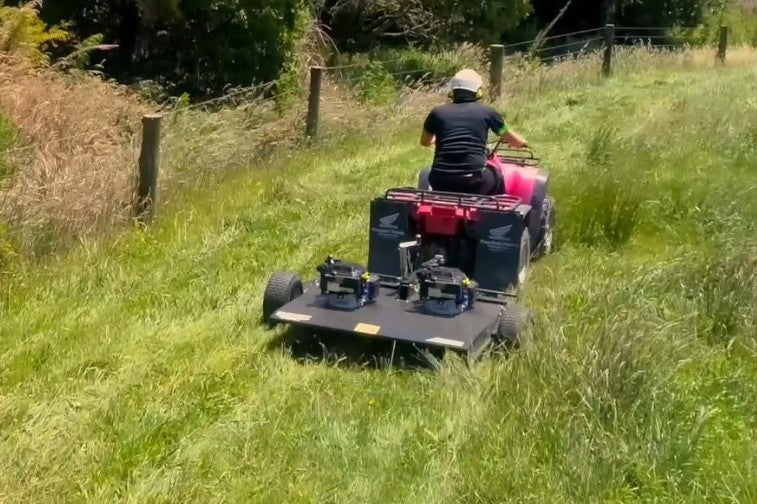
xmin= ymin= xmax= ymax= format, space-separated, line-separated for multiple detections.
xmin=1 ymin=0 xmax=746 ymax=97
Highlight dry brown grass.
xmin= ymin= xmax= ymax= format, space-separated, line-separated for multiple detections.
xmin=158 ymin=75 xmax=448 ymax=202
xmin=1 ymin=44 xmax=755 ymax=257
xmin=0 ymin=55 xmax=148 ymax=253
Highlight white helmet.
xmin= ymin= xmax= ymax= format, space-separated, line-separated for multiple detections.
xmin=450 ymin=69 xmax=483 ymax=93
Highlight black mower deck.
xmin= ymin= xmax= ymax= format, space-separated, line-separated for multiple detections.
xmin=271 ymin=284 xmax=503 ymax=358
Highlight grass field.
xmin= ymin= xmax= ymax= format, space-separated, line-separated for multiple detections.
xmin=0 ymin=53 xmax=756 ymax=502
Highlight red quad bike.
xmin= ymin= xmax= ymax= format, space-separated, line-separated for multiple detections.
xmin=262 ymin=144 xmax=556 ymax=360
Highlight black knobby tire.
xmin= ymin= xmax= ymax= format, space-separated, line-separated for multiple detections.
xmin=535 ymin=196 xmax=556 ymax=258
xmin=495 ymin=303 xmax=532 ymax=348
xmin=263 ymin=272 xmax=304 ymax=323
xmin=517 ymin=228 xmax=531 ymax=289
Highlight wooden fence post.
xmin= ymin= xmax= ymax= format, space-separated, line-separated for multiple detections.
xmin=136 ymin=113 xmax=162 ymax=223
xmin=717 ymin=25 xmax=728 ymax=64
xmin=489 ymin=44 xmax=505 ymax=101
xmin=602 ymin=24 xmax=615 ymax=77
xmin=306 ymin=67 xmax=323 ymax=139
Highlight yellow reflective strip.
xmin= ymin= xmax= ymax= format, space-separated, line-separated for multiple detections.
xmin=354 ymin=323 xmax=381 ymax=335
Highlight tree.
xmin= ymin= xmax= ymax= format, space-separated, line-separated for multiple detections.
xmin=320 ymin=0 xmax=532 ymax=51
xmin=529 ymin=0 xmax=720 ymax=35
xmin=37 ymin=0 xmax=310 ymax=96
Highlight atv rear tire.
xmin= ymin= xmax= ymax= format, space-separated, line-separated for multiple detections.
xmin=418 ymin=169 xmax=431 ymax=191
xmin=495 ymin=303 xmax=531 ymax=348
xmin=535 ymin=196 xmax=556 ymax=258
xmin=517 ymin=228 xmax=531 ymax=289
xmin=263 ymin=272 xmax=304 ymax=323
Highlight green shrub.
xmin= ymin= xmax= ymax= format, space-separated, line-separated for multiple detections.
xmin=673 ymin=6 xmax=757 ymax=47
xmin=40 ymin=0 xmax=311 ymax=97
xmin=351 ymin=61 xmax=398 ymax=106
xmin=327 ymin=44 xmax=483 ymax=104
xmin=0 ymin=1 xmax=69 ymax=63
xmin=330 ymin=45 xmax=479 ymax=85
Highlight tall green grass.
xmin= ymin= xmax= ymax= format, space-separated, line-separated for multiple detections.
xmin=0 ymin=55 xmax=756 ymax=502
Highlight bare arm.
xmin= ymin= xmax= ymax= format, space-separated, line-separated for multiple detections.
xmin=492 ymin=110 xmax=529 ymax=149
xmin=420 ymin=129 xmax=435 ymax=147
xmin=501 ymin=129 xmax=528 ymax=148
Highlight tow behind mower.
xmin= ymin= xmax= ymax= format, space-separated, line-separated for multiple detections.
xmin=262 ymin=146 xmax=556 ymax=360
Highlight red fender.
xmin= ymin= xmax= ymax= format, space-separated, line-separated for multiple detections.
xmin=487 ymin=157 xmax=539 ymax=203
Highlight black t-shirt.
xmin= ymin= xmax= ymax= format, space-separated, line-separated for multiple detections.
xmin=423 ymin=101 xmax=509 ymax=174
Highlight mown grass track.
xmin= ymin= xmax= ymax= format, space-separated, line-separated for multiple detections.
xmin=1 ymin=59 xmax=756 ymax=503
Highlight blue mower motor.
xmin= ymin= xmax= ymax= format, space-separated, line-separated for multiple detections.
xmin=317 ymin=256 xmax=380 ymax=310
xmin=417 ymin=266 xmax=478 ymax=316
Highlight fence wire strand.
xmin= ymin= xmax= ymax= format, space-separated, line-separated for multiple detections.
xmin=335 ymin=68 xmax=450 ymax=84
xmin=502 ymin=27 xmax=603 ymax=50
xmin=533 ymin=37 xmax=604 ymax=53
xmin=0 ymin=23 xmax=726 ymax=160
xmin=615 ymin=34 xmax=694 ymax=40
xmin=539 ymin=48 xmax=600 ymax=63
xmin=320 ymin=58 xmax=418 ymax=71
xmin=0 ymin=130 xmax=127 ymax=157
xmin=167 ymin=79 xmax=279 ymax=114
xmin=615 ymin=25 xmax=699 ymax=31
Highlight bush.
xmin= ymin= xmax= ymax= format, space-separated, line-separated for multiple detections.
xmin=38 ymin=0 xmax=311 ymax=97
xmin=321 ymin=0 xmax=531 ymax=51
xmin=327 ymin=44 xmax=484 ymax=104
xmin=678 ymin=6 xmax=757 ymax=47
xmin=0 ymin=0 xmax=69 ymax=63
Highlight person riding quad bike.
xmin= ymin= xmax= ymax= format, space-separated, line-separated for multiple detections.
xmin=420 ymin=69 xmax=529 ymax=195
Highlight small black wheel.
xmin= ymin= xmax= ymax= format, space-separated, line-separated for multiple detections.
xmin=263 ymin=272 xmax=304 ymax=323
xmin=495 ymin=303 xmax=532 ymax=349
xmin=535 ymin=196 xmax=556 ymax=258
xmin=418 ymin=168 xmax=431 ymax=191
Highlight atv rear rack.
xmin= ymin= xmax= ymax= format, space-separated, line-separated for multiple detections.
xmin=385 ymin=188 xmax=522 ymax=212
xmin=487 ymin=145 xmax=541 ymax=167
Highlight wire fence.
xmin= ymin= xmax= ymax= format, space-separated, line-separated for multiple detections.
xmin=0 ymin=22 xmax=738 ymax=222
xmin=500 ymin=27 xmax=603 ymax=51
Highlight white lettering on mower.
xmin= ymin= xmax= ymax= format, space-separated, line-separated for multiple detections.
xmin=425 ymin=337 xmax=465 ymax=348
xmin=379 ymin=213 xmax=399 ymax=227
xmin=489 ymin=225 xmax=512 ymax=241
xmin=275 ymin=311 xmax=313 ymax=322
xmin=481 ymin=224 xmax=518 ymax=252
xmin=373 ymin=212 xmax=406 ymax=240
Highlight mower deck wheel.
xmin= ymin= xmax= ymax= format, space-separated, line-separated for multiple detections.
xmin=496 ymin=303 xmax=531 ymax=348
xmin=263 ymin=272 xmax=304 ymax=323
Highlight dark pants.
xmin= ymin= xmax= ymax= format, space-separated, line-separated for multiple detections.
xmin=429 ymin=167 xmax=502 ymax=195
